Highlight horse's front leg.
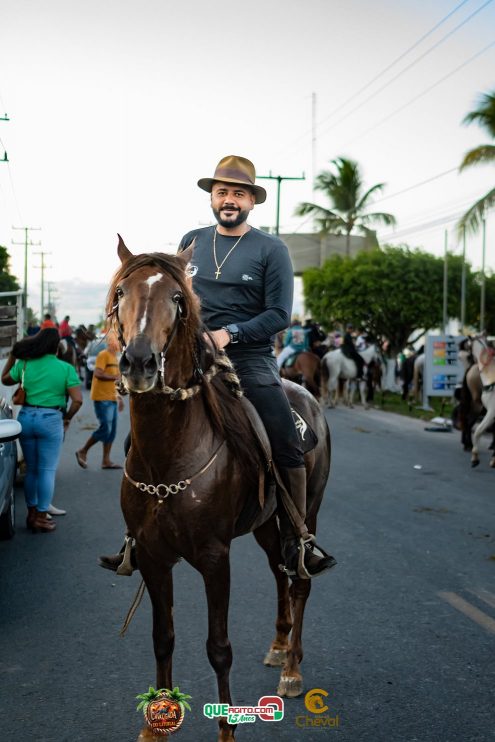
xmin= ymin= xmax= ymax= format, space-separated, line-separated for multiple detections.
xmin=471 ymin=404 xmax=495 ymax=468
xmin=346 ymin=380 xmax=353 ymax=407
xmin=198 ymin=545 xmax=236 ymax=742
xmin=136 ymin=549 xmax=175 ymax=742
xmin=359 ymin=379 xmax=368 ymax=408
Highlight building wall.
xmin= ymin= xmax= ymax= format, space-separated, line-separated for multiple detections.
xmin=279 ymin=231 xmax=378 ymax=275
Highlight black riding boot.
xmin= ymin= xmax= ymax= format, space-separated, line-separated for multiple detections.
xmin=278 ymin=466 xmax=337 ymax=579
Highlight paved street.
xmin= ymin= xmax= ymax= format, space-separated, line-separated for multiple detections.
xmin=0 ymin=390 xmax=494 ymax=741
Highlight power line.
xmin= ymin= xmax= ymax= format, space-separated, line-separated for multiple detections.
xmin=317 ymin=0 xmax=472 ymax=127
xmin=283 ymin=168 xmax=461 ymax=235
xmin=273 ymin=0 xmax=476 ymax=158
xmin=317 ymin=0 xmax=494 ymax=141
xmin=371 ymin=167 xmax=459 ymax=204
xmin=379 ymin=209 xmax=472 ymax=241
xmin=342 ymin=39 xmax=495 ymax=148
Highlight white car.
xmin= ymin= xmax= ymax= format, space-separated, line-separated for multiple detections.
xmin=0 ymin=406 xmax=22 ymax=539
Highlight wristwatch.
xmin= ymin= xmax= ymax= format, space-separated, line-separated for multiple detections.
xmin=222 ymin=324 xmax=240 ymax=344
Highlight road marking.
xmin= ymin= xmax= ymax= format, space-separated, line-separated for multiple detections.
xmin=438 ymin=591 xmax=495 ymax=636
xmin=468 ymin=588 xmax=495 ymax=611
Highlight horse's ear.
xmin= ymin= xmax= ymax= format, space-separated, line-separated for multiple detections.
xmin=177 ymin=239 xmax=195 ymax=268
xmin=177 ymin=240 xmax=196 ymax=285
xmin=117 ymin=234 xmax=133 ymax=264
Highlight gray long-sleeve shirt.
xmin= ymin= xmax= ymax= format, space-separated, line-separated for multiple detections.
xmin=179 ymin=226 xmax=294 ymax=356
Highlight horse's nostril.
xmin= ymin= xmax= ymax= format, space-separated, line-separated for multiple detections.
xmin=119 ymin=354 xmax=131 ymax=373
xmin=143 ymin=355 xmax=156 ymax=368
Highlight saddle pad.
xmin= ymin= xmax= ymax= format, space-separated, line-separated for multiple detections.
xmin=282 ymin=352 xmax=298 ymax=369
xmin=291 ymin=407 xmax=318 ymax=453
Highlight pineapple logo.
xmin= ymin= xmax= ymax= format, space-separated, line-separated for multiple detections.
xmin=136 ymin=685 xmax=192 ymax=736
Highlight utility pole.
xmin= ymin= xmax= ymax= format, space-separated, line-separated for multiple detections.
xmin=460 ymin=225 xmax=466 ymax=331
xmin=257 ymin=171 xmax=306 ymax=235
xmin=480 ymin=214 xmax=486 ymax=332
xmin=46 ymin=281 xmax=59 ymax=318
xmin=312 ymin=92 xmax=317 ymax=195
xmin=12 ymin=226 xmax=41 ymax=309
xmin=443 ymin=230 xmax=448 ymax=335
xmin=33 ymin=251 xmax=52 ymax=319
xmin=0 ymin=112 xmax=9 ymax=162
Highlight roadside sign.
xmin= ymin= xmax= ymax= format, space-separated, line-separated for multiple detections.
xmin=424 ymin=335 xmax=465 ymax=398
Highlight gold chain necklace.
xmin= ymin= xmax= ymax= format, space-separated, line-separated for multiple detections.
xmin=213 ymin=228 xmax=246 ymax=280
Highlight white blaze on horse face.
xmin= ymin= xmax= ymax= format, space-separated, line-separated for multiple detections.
xmin=139 ymin=273 xmax=163 ymax=333
xmin=146 ymin=273 xmax=163 ymax=287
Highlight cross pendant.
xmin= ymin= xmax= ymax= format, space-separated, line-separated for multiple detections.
xmin=215 ymin=269 xmax=221 ymax=279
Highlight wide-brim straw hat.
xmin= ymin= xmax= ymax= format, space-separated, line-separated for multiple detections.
xmin=197 ymin=155 xmax=267 ymax=204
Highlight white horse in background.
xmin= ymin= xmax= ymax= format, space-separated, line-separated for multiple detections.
xmin=321 ymin=345 xmax=378 ymax=408
xmin=470 ymin=335 xmax=495 ymax=469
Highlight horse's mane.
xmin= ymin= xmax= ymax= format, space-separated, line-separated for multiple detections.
xmin=107 ymin=252 xmax=262 ymax=476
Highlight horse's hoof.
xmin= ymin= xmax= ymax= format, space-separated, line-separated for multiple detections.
xmin=471 ymin=459 xmax=480 ymax=468
xmin=138 ymin=727 xmax=162 ymax=740
xmin=277 ymin=674 xmax=303 ymax=698
xmin=264 ymin=648 xmax=288 ymax=666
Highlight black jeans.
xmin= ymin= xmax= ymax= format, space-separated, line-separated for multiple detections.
xmin=229 ymin=352 xmax=304 ymax=468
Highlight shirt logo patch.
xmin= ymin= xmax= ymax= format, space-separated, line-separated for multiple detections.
xmin=242 ymin=274 xmax=253 ymax=281
xmin=186 ymin=264 xmax=198 ymax=277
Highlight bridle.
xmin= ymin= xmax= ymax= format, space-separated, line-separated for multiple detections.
xmin=106 ymin=280 xmax=236 ymax=399
xmin=107 ymin=284 xmax=191 ymax=385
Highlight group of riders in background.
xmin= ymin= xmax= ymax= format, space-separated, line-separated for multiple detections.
xmin=276 ymin=317 xmax=494 ymax=468
xmin=24 ymin=310 xmax=494 ymax=467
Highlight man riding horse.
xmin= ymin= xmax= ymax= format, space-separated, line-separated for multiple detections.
xmin=342 ymin=323 xmax=365 ymax=379
xmin=276 ymin=317 xmax=310 ymax=369
xmin=101 ymin=155 xmax=336 ymax=579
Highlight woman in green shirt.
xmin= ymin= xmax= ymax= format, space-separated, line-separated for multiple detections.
xmin=1 ymin=328 xmax=82 ymax=532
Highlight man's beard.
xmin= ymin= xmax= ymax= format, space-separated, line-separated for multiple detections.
xmin=212 ymin=207 xmax=250 ymax=229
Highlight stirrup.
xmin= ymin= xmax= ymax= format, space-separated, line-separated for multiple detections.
xmin=116 ymin=535 xmax=136 ymax=576
xmin=279 ymin=534 xmax=336 ymax=580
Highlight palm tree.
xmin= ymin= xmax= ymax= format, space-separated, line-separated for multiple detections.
xmin=457 ymin=90 xmax=495 ymax=235
xmin=295 ymin=157 xmax=396 ymax=256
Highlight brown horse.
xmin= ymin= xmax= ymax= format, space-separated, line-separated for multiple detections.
xmin=280 ymin=350 xmax=321 ymax=399
xmin=107 ymin=237 xmax=332 ymax=742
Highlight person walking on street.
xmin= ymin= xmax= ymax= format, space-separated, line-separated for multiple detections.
xmin=1 ymin=328 xmax=82 ymax=532
xmin=76 ymin=331 xmax=124 ymax=470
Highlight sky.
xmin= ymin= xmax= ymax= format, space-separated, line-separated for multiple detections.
xmin=0 ymin=0 xmax=494 ymax=324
